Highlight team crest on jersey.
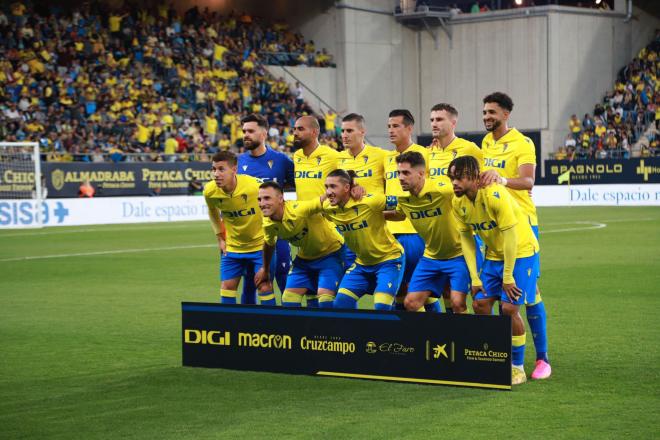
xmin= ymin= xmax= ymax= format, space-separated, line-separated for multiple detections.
xmin=503 ymin=143 xmax=508 ymax=152
xmin=296 ymin=157 xmax=301 ymax=163
xmin=316 ymin=157 xmax=322 ymax=165
xmin=241 ymin=194 xmax=248 ymax=203
xmin=452 ymin=150 xmax=458 ymax=159
xmin=242 ymin=165 xmax=248 ymax=171
xmin=363 ymin=156 xmax=369 ymax=164
xmin=493 ymin=191 xmax=500 ymax=199
xmin=426 ymin=193 xmax=433 ymax=202
xmin=286 ymin=219 xmax=294 ymax=227
xmin=353 ymin=206 xmax=359 ymax=215
xmin=267 ymin=160 xmax=274 ymax=169
xmin=461 ymin=207 xmax=466 ymax=214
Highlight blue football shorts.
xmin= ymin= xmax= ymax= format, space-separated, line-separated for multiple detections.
xmin=476 ymin=254 xmax=539 ymax=305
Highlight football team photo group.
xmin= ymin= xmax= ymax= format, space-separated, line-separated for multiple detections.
xmin=204 ymin=92 xmax=550 ymax=385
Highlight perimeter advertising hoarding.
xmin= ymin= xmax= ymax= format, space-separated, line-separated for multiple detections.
xmin=41 ymin=162 xmax=212 ymax=197
xmin=182 ymin=303 xmax=512 ymax=390
xmin=544 ymin=158 xmax=659 ymax=184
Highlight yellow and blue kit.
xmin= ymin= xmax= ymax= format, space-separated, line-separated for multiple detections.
xmin=263 ymin=200 xmax=345 ymax=308
xmin=482 ymin=129 xmax=549 ymax=363
xmin=293 ymin=144 xmax=339 ymax=201
xmin=395 ymin=179 xmax=469 ymax=296
xmin=428 ymin=137 xmax=483 ymax=184
xmin=204 ymin=175 xmax=269 ymax=304
xmin=316 ymin=193 xmax=404 ymax=311
xmin=451 ymin=183 xmax=539 ymax=305
xmin=383 ymin=144 xmax=429 ymax=289
xmin=338 ymin=144 xmax=386 ymax=268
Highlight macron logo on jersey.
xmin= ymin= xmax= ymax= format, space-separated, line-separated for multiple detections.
xmin=295 ymin=171 xmax=322 ymax=179
xmin=224 ymin=207 xmax=256 ymax=218
xmin=336 ymin=220 xmax=368 ymax=232
xmin=410 ymin=207 xmax=442 ymax=219
xmin=484 ymin=158 xmax=506 ymax=168
xmin=470 ymin=220 xmax=497 ymax=231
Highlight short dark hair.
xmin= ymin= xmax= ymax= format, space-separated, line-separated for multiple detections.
xmin=212 ymin=151 xmax=237 ymax=166
xmin=327 ymin=169 xmax=356 ymax=186
xmin=483 ymin=92 xmax=514 ymax=112
xmin=259 ymin=181 xmax=283 ymax=193
xmin=431 ymin=103 xmax=458 ymax=117
xmin=342 ymin=113 xmax=365 ymax=125
xmin=388 ymin=109 xmax=415 ymax=126
xmin=395 ymin=151 xmax=426 ymax=168
xmin=241 ymin=113 xmax=269 ymax=130
xmin=447 ymin=156 xmax=480 ymax=181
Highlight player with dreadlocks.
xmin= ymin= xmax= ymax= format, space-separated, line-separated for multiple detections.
xmin=449 ymin=155 xmax=539 ymax=385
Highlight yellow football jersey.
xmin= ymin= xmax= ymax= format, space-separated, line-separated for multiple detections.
xmin=451 ymin=184 xmax=539 ymax=261
xmin=263 ymin=200 xmax=344 ymax=260
xmin=204 ymin=174 xmax=264 ymax=253
xmin=429 ymin=137 xmax=483 ymax=184
xmin=384 ymin=144 xmax=430 ymax=235
xmin=321 ymin=194 xmax=403 ymax=266
xmin=337 ymin=145 xmax=386 ymax=194
xmin=395 ymin=179 xmax=462 ymax=260
xmin=293 ymin=144 xmax=339 ymax=201
xmin=481 ymin=128 xmax=538 ymax=226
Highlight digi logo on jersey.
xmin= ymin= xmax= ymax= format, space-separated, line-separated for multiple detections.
xmin=224 ymin=207 xmax=256 ymax=218
xmin=429 ymin=168 xmax=447 ymax=177
xmin=290 ymin=227 xmax=309 ymax=242
xmin=295 ymin=171 xmax=322 ymax=179
xmin=410 ymin=207 xmax=442 ymax=219
xmin=470 ymin=220 xmax=497 ymax=231
xmin=484 ymin=158 xmax=506 ymax=169
xmin=184 ymin=329 xmax=231 ymax=345
xmin=336 ymin=220 xmax=368 ymax=232
xmin=354 ymin=169 xmax=373 ymax=178
xmin=385 ymin=171 xmax=398 ymax=180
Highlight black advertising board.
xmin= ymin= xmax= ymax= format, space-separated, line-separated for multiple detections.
xmin=182 ymin=303 xmax=512 ymax=390
xmin=544 ymin=158 xmax=659 ymax=184
xmin=40 ymin=162 xmax=213 ymax=197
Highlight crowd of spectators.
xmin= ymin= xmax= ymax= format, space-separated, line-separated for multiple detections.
xmin=0 ymin=2 xmax=338 ymax=163
xmin=555 ymin=32 xmax=659 ymax=161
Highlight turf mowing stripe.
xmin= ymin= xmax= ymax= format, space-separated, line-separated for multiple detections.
xmin=182 ymin=304 xmax=401 ymax=320
xmin=0 ymin=244 xmax=215 ymax=262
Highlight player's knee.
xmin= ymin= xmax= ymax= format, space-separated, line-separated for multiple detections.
xmin=501 ymin=302 xmax=520 ymax=316
xmin=451 ymin=297 xmax=467 ymax=314
xmin=404 ymin=294 xmax=424 ymax=312
xmin=472 ymin=300 xmax=490 ymax=315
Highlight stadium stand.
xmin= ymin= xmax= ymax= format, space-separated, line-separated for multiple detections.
xmin=0 ymin=2 xmax=338 ymax=163
xmin=555 ymin=30 xmax=659 ymax=160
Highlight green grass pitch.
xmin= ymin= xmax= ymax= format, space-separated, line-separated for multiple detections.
xmin=1 ymin=206 xmax=658 ymax=439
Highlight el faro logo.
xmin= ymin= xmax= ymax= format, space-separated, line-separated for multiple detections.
xmin=184 ymin=329 xmax=230 ymax=345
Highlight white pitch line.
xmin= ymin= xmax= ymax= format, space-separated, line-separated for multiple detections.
xmin=0 ymin=223 xmax=206 ymax=238
xmin=540 ymin=221 xmax=607 ymax=234
xmin=0 ymin=244 xmax=215 ymax=262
